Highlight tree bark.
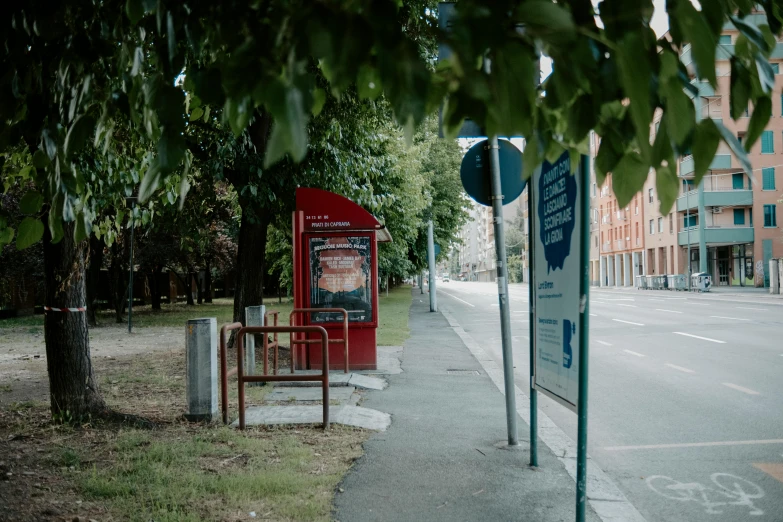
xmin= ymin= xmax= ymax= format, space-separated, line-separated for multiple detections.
xmin=186 ymin=272 xmax=195 ymax=306
xmin=196 ymin=271 xmax=203 ymax=305
xmin=149 ymin=265 xmax=162 ymax=310
xmin=43 ymin=220 xmax=105 ymax=420
xmin=232 ymin=209 xmax=270 ymax=324
xmin=204 ymin=259 xmax=213 ymax=303
xmin=86 ymin=235 xmax=103 ymax=327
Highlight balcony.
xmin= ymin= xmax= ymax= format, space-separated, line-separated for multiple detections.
xmin=676 ymin=173 xmax=753 ymax=211
xmin=616 ymin=210 xmax=627 ymax=221
xmin=602 ymin=214 xmax=612 ymax=225
xmin=602 ymin=241 xmax=612 ymax=253
xmin=678 ymin=225 xmax=754 ymax=246
xmin=615 ymin=239 xmax=627 ymax=250
xmin=679 ymin=154 xmax=731 ymax=176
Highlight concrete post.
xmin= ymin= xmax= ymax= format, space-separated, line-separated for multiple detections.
xmin=185 ymin=318 xmax=218 ymax=422
xmin=607 ymin=256 xmax=615 ymax=286
xmin=779 ymin=259 xmax=783 ymax=295
xmin=614 ymin=253 xmax=622 ymax=287
xmin=771 ymin=260 xmax=780 ymax=295
xmin=600 ymin=257 xmax=606 ymax=287
xmin=245 ymin=305 xmax=265 ymax=380
xmin=623 ymin=253 xmax=631 ymax=286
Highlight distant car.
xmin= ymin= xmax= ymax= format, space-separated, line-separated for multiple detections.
xmin=442 ymin=274 xmax=450 ymax=282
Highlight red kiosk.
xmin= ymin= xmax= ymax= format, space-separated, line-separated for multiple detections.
xmin=292 ymin=188 xmax=392 ymax=370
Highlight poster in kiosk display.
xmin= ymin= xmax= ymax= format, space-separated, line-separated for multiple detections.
xmin=533 ymin=151 xmax=585 ymax=411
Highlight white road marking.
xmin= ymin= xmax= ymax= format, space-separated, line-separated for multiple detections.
xmin=612 ymin=319 xmax=645 ymax=326
xmin=438 ymin=291 xmax=475 ymax=307
xmin=672 ymin=332 xmax=726 ymax=344
xmin=624 ymin=350 xmax=646 ymax=357
xmin=607 ymin=439 xmax=783 ymax=451
xmin=736 ymin=306 xmax=768 ymax=311
xmin=710 ymin=315 xmax=750 ymax=321
xmin=666 ymin=363 xmax=695 ymax=374
xmin=615 ymin=304 xmax=638 ymax=308
xmin=589 ymin=313 xmax=598 ymax=317
xmin=687 ymin=303 xmax=710 ymax=306
xmin=722 ymin=382 xmax=760 ymax=395
xmin=595 ymin=340 xmax=612 ymax=346
xmin=648 ymin=298 xmax=665 ymax=301
xmin=655 ymin=309 xmax=683 ymax=314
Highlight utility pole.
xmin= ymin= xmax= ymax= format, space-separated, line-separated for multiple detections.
xmin=126 ymin=196 xmax=137 ymax=333
xmin=427 ymin=220 xmax=437 ymax=312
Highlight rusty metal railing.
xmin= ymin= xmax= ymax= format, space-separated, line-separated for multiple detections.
xmin=262 ymin=311 xmax=280 ymax=375
xmin=237 ymin=325 xmax=330 ymax=430
xmin=289 ymin=308 xmax=349 ymax=373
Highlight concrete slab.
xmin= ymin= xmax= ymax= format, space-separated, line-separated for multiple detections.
xmin=266 ymin=386 xmax=358 ymax=404
xmin=234 ymin=405 xmax=391 ymax=431
xmin=347 ymin=373 xmax=387 ymax=390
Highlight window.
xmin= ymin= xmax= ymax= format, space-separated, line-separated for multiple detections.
xmin=761 ymin=130 xmax=774 ymax=153
xmin=648 ymin=188 xmax=654 ymax=203
xmin=719 ymin=35 xmax=731 ymax=44
xmin=682 ymin=179 xmax=694 ymax=191
xmin=684 ymin=215 xmax=697 ymax=228
xmin=734 ymin=208 xmax=745 ymax=225
xmin=635 ymin=205 xmax=639 ymax=215
xmin=763 ymin=167 xmax=776 ymax=190
xmin=649 ymin=219 xmax=655 ymax=234
xmin=772 ymin=63 xmax=780 ymax=74
xmin=764 ymin=204 xmax=778 ymax=227
xmin=658 ymin=217 xmax=663 ymax=233
xmin=669 ymin=214 xmax=673 ymax=234
xmin=732 ymin=173 xmax=745 ymax=190
xmin=750 ymin=208 xmax=753 ymax=226
xmin=592 ymin=182 xmax=596 ymax=197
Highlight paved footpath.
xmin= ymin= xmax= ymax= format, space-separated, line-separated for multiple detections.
xmin=334 ymin=291 xmax=602 ymax=522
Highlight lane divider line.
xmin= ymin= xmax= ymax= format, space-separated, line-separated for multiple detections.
xmin=615 ymin=304 xmax=637 ymax=308
xmin=736 ymin=306 xmax=768 ymax=311
xmin=612 ymin=319 xmax=645 ymax=326
xmin=665 ymin=363 xmax=695 ymax=374
xmin=438 ymin=290 xmax=475 ymax=307
xmin=722 ymin=382 xmax=761 ymax=395
xmin=595 ymin=340 xmax=612 ymax=346
xmin=605 ymin=439 xmax=783 ymax=451
xmin=589 ymin=313 xmax=598 ymax=317
xmin=672 ymin=332 xmax=726 ymax=344
xmin=710 ymin=315 xmax=750 ymax=322
xmin=624 ymin=350 xmax=645 ymax=357
xmin=655 ymin=309 xmax=683 ymax=314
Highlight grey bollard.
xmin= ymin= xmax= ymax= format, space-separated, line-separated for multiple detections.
xmin=245 ymin=305 xmax=265 ymax=384
xmin=772 ymin=259 xmax=780 ymax=295
xmin=185 ymin=318 xmax=218 ymax=422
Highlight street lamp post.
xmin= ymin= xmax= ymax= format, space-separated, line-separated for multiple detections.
xmin=126 ymin=197 xmax=137 ymax=333
xmin=686 ymin=186 xmax=691 ymax=291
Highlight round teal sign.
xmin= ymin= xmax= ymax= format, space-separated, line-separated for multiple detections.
xmin=460 ymin=139 xmax=525 ymax=206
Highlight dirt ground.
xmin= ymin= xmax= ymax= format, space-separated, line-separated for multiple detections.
xmin=0 ymin=322 xmax=362 ymax=522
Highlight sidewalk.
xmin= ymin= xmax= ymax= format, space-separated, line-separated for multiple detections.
xmin=333 ymin=291 xmax=601 ymax=522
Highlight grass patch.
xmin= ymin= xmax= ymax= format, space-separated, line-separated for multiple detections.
xmin=376 ymin=285 xmax=412 ymax=346
xmin=76 ymin=424 xmax=365 ymax=521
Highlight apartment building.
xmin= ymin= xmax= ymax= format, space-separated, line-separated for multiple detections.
xmin=679 ymin=14 xmax=783 ymax=286
xmin=643 ymin=168 xmax=682 ymax=278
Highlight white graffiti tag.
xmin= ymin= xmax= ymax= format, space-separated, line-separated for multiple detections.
xmin=755 ymin=260 xmax=765 ymax=283
xmin=646 ymin=473 xmax=764 ymax=516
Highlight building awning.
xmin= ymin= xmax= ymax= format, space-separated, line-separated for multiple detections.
xmin=296 ymin=188 xmax=392 ymax=242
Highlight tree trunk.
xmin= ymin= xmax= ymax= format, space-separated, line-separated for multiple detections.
xmin=86 ymin=235 xmax=103 ymax=327
xmin=149 ymin=265 xmax=162 ymax=310
xmin=186 ymin=272 xmax=195 ymax=306
xmin=204 ymin=259 xmax=213 ymax=303
xmin=43 ymin=220 xmax=105 ymax=420
xmin=196 ymin=271 xmax=203 ymax=305
xmin=232 ymin=209 xmax=270 ymax=324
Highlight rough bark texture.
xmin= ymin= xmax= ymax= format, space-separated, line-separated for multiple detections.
xmin=232 ymin=209 xmax=270 ymax=324
xmin=86 ymin=235 xmax=103 ymax=327
xmin=204 ymin=259 xmax=213 ymax=303
xmin=149 ymin=266 xmax=162 ymax=310
xmin=43 ymin=221 xmax=105 ymax=420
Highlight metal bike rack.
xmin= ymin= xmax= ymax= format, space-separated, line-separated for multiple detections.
xmin=289 ymin=308 xmax=349 ymax=373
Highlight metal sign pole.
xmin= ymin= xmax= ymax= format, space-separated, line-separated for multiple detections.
xmin=427 ymin=220 xmax=438 ymax=312
xmin=127 ymin=197 xmax=137 ymax=334
xmin=527 ymin=179 xmax=538 ymax=466
xmin=575 ymin=154 xmax=591 ymax=522
xmin=488 ymin=137 xmax=518 ymax=446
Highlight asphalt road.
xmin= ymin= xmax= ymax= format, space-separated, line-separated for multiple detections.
xmin=430 ymin=281 xmax=783 ymax=522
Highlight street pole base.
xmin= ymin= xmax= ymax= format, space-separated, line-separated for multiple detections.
xmin=494 ymin=440 xmax=529 ymax=451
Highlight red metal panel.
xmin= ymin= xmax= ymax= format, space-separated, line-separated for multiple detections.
xmin=308 ymin=327 xmax=377 ymax=371
xmin=296 ymin=187 xmax=392 ymax=241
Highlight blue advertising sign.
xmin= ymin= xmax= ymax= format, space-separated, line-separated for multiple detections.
xmin=532 ymin=151 xmax=582 ymax=411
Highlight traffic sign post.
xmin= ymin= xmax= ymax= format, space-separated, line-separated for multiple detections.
xmin=530 ymin=151 xmax=591 ymax=522
xmin=460 ymin=137 xmax=524 ymax=447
